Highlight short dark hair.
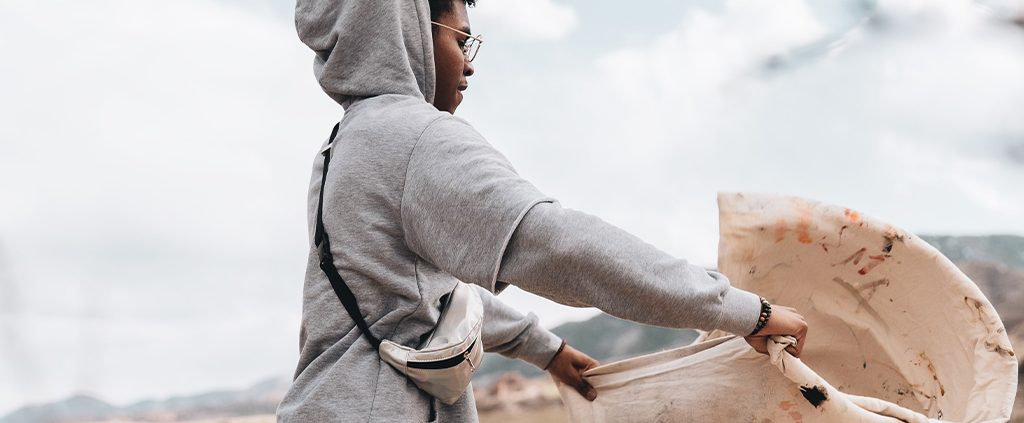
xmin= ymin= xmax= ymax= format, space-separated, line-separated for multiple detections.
xmin=428 ymin=0 xmax=476 ymax=22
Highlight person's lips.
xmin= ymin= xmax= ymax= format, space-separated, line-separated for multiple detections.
xmin=457 ymin=84 xmax=468 ymax=91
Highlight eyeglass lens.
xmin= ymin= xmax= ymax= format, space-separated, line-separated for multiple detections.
xmin=464 ymin=38 xmax=480 ymax=62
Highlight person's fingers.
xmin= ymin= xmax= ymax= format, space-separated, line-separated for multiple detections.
xmin=785 ymin=344 xmax=799 ymax=357
xmin=575 ymin=373 xmax=597 ymax=401
xmin=566 ymin=346 xmax=598 ymax=368
xmin=785 ymin=337 xmax=801 ymax=356
xmin=576 ymin=355 xmax=599 ymax=371
xmin=549 ymin=345 xmax=599 ymax=401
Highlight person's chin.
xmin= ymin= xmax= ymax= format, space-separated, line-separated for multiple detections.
xmin=450 ymin=92 xmax=463 ymax=113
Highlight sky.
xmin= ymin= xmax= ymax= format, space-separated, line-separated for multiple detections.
xmin=1 ymin=0 xmax=1023 ymax=415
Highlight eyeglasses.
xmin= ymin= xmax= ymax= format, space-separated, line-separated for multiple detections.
xmin=430 ymin=21 xmax=483 ymax=62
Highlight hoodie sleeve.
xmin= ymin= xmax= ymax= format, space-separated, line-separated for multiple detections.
xmin=497 ymin=201 xmax=763 ymax=336
xmin=400 ymin=116 xmax=761 ymax=336
xmin=470 ymin=284 xmax=563 ymax=369
xmin=401 ymin=116 xmax=554 ymax=292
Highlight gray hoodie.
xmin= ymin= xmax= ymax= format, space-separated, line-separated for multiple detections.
xmin=280 ymin=0 xmax=762 ymax=421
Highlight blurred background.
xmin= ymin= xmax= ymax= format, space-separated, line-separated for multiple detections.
xmin=1 ymin=0 xmax=1022 ymax=421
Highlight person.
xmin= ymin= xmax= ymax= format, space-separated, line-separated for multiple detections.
xmin=278 ymin=0 xmax=809 ymax=421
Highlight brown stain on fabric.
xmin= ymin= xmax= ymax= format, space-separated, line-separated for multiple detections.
xmin=984 ymin=341 xmax=1016 ymax=358
xmin=962 ymin=294 xmax=987 ymax=325
xmin=777 ymin=400 xmax=795 ymax=411
xmin=833 ymin=247 xmax=867 ymax=266
xmin=820 ymin=225 xmax=849 ymax=252
xmin=964 ymin=296 xmax=987 ymax=323
xmin=883 ymin=227 xmax=907 ymax=243
xmin=855 ymin=278 xmax=890 ymax=301
xmin=833 ymin=233 xmax=898 ymax=274
xmin=858 ymin=255 xmax=887 ymax=275
xmin=918 ymin=352 xmax=946 ymax=396
xmin=964 ymin=299 xmax=1018 ymax=358
xmin=832 ymin=277 xmax=890 ymax=331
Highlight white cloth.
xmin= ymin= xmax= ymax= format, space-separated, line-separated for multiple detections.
xmin=557 ymin=193 xmax=1017 ymax=422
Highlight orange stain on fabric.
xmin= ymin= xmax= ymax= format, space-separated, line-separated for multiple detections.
xmin=844 ymin=208 xmax=861 ymax=223
xmin=774 ymin=218 xmax=788 ymax=243
xmin=796 ymin=206 xmax=814 ymax=243
xmin=796 ymin=219 xmax=813 ymax=244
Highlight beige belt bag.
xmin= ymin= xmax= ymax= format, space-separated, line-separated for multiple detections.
xmin=378 ymin=282 xmax=485 ymax=405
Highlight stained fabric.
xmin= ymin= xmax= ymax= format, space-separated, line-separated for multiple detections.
xmin=558 ymin=193 xmax=1017 ymax=422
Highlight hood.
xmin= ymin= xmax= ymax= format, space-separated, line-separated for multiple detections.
xmin=295 ymin=0 xmax=436 ymax=108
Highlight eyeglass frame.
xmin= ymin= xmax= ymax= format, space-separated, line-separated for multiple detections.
xmin=430 ymin=21 xmax=483 ymax=62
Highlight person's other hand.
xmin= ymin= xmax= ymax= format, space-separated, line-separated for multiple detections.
xmin=744 ymin=305 xmax=808 ymax=357
xmin=546 ymin=343 xmax=599 ymax=401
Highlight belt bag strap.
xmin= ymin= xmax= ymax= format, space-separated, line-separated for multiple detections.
xmin=314 ymin=122 xmax=382 ymax=349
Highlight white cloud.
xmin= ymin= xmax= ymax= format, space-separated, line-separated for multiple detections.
xmin=0 ymin=0 xmax=337 ymax=413
xmin=597 ymin=0 xmax=826 ymax=105
xmin=471 ymin=0 xmax=578 ymax=40
xmin=467 ymin=0 xmax=1024 ymax=267
xmin=462 ymin=0 xmax=1024 ymax=337
xmin=877 ymin=133 xmax=1024 ymax=216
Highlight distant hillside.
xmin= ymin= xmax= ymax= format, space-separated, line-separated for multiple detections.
xmin=0 ymin=395 xmax=116 ymax=423
xmin=0 ymin=377 xmax=288 ymax=423
xmin=920 ymin=235 xmax=1024 ymax=270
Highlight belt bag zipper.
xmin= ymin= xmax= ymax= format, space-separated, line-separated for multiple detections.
xmin=406 ymin=339 xmax=478 ymax=370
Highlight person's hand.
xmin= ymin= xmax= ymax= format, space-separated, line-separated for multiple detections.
xmin=744 ymin=304 xmax=808 ymax=357
xmin=546 ymin=343 xmax=600 ymax=401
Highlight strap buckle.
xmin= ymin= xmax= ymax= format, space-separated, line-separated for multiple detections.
xmin=320 ymin=142 xmax=334 ymax=156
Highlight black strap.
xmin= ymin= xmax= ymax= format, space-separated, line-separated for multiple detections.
xmin=315 ymin=122 xmax=382 ymax=349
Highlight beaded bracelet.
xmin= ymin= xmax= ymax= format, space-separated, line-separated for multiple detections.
xmin=748 ymin=297 xmax=772 ymax=336
xmin=543 ymin=339 xmax=568 ymax=371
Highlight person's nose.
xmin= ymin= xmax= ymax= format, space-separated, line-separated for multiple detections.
xmin=464 ymin=59 xmax=474 ymax=77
